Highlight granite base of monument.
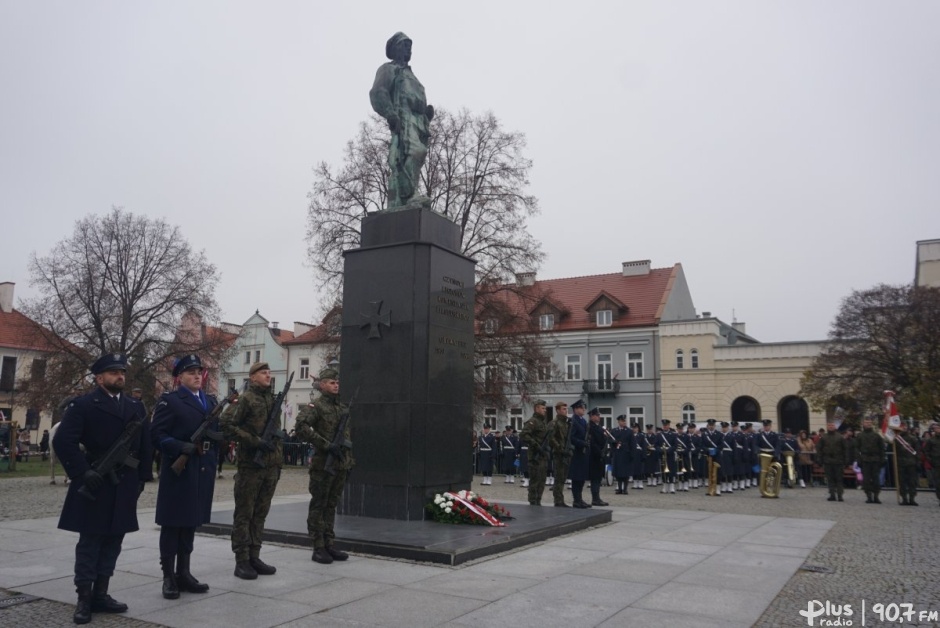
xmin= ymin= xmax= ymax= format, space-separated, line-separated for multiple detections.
xmin=199 ymin=502 xmax=611 ymax=566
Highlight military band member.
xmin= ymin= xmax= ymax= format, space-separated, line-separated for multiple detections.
xmin=478 ymin=423 xmax=496 ymax=485
xmin=151 ymin=355 xmax=219 ymax=600
xmin=294 ymin=367 xmax=353 ymax=563
xmin=675 ymin=423 xmax=692 ymax=491
xmin=220 ymin=362 xmax=282 ymax=579
xmin=519 ymin=436 xmax=530 ymax=488
xmin=655 ymin=420 xmax=677 ymax=494
xmin=587 ymin=408 xmax=608 ymax=506
xmin=53 ymin=353 xmax=152 ymax=624
xmin=500 ymin=425 xmax=519 ymax=483
xmin=688 ymin=423 xmax=703 ymax=489
xmin=817 ymin=421 xmax=848 ymax=502
xmin=631 ymin=424 xmax=646 ymax=490
xmin=520 ymin=400 xmax=550 ymax=505
xmin=568 ymin=400 xmax=591 ymax=508
xmin=729 ymin=422 xmax=745 ymax=490
xmin=742 ymin=423 xmax=758 ymax=487
xmin=644 ymin=424 xmax=659 ymax=487
xmin=548 ymin=401 xmax=572 ymax=506
xmin=894 ymin=423 xmax=920 ymax=506
xmin=854 ymin=417 xmax=885 ymax=504
xmin=701 ymin=419 xmax=722 ymax=495
xmin=611 ymin=415 xmax=633 ymax=494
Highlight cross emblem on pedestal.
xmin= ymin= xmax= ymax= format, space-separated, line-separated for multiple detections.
xmin=360 ymin=300 xmax=391 ymax=339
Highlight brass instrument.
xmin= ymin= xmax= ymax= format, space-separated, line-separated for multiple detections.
xmin=707 ymin=457 xmax=720 ymax=496
xmin=783 ymin=450 xmax=796 ymax=486
xmin=758 ymin=452 xmax=783 ymax=498
xmin=676 ymin=448 xmax=687 ymax=475
xmin=661 ymin=448 xmax=670 ymax=476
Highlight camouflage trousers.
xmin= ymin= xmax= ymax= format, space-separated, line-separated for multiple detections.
xmin=527 ymin=456 xmax=547 ymax=505
xmin=860 ymin=461 xmax=882 ymax=496
xmin=231 ymin=466 xmax=280 ymax=562
xmin=307 ymin=467 xmax=347 ymax=549
xmin=552 ymin=456 xmax=571 ymax=505
xmin=823 ymin=464 xmax=844 ymax=497
xmin=898 ymin=465 xmax=919 ymax=502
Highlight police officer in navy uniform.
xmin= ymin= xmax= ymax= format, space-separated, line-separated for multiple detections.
xmin=478 ymin=423 xmax=496 ymax=485
xmin=53 ymin=353 xmax=153 ymax=624
xmin=501 ymin=425 xmax=519 ymax=483
xmin=610 ymin=415 xmax=633 ymax=495
xmin=568 ymin=400 xmax=591 ymax=507
xmin=587 ymin=408 xmax=609 ymax=506
xmin=151 ymin=355 xmax=219 ymax=600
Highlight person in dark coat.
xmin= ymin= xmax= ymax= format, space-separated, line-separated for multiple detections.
xmin=52 ymin=353 xmax=152 ymax=624
xmin=500 ymin=426 xmax=519 ymax=483
xmin=610 ymin=415 xmax=633 ymax=495
xmin=631 ymin=424 xmax=647 ymax=490
xmin=478 ymin=423 xmax=496 ymax=485
xmin=568 ymin=400 xmax=591 ymax=508
xmin=151 ymin=355 xmax=219 ymax=600
xmin=587 ymin=408 xmax=609 ymax=506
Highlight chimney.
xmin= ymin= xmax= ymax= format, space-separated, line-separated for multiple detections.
xmin=515 ymin=272 xmax=536 ymax=286
xmin=271 ymin=321 xmax=279 ymax=329
xmin=732 ymin=321 xmax=746 ymax=335
xmin=621 ymin=260 xmax=651 ymax=277
xmin=701 ymin=311 xmax=712 ymax=318
xmin=294 ymin=321 xmax=315 ymax=336
xmin=0 ymin=282 xmax=13 ymax=314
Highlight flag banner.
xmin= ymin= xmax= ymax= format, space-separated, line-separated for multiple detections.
xmin=882 ymin=390 xmax=900 ymax=443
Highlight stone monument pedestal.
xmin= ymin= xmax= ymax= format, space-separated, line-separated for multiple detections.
xmin=338 ymin=208 xmax=475 ymax=520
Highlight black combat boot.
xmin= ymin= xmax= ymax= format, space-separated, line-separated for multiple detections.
xmin=865 ymin=492 xmax=873 ymax=504
xmin=91 ymin=576 xmax=128 ymax=613
xmin=312 ymin=547 xmax=334 ymax=564
xmin=910 ymin=497 xmax=919 ymax=506
xmin=249 ymin=556 xmax=277 ymax=575
xmin=73 ymin=582 xmax=93 ymax=624
xmin=837 ymin=495 xmax=844 ymax=502
xmin=176 ymin=553 xmax=209 ymax=593
xmin=873 ymin=495 xmax=882 ymax=504
xmin=234 ymin=560 xmax=258 ymax=580
xmin=827 ymin=494 xmax=836 ymax=502
xmin=161 ymin=556 xmax=180 ymax=599
xmin=326 ymin=546 xmax=349 ymax=561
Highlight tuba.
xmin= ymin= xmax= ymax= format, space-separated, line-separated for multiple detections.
xmin=783 ymin=450 xmax=796 ymax=486
xmin=758 ymin=453 xmax=783 ymax=498
xmin=707 ymin=456 xmax=720 ymax=496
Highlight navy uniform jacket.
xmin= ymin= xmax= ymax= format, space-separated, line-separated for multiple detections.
xmin=568 ymin=416 xmax=589 ymax=481
xmin=754 ymin=430 xmax=781 ymax=461
xmin=478 ymin=432 xmax=496 ymax=473
xmin=53 ymin=388 xmax=152 ymax=535
xmin=151 ymin=388 xmax=218 ymax=528
xmin=500 ymin=434 xmax=519 ymax=473
xmin=610 ymin=427 xmax=633 ymax=479
xmin=632 ymin=432 xmax=647 ymax=477
xmin=587 ymin=421 xmax=607 ymax=481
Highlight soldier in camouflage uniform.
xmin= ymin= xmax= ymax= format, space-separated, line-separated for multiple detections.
xmin=922 ymin=422 xmax=940 ymax=506
xmin=817 ymin=421 xmax=848 ymax=502
xmin=294 ymin=367 xmax=353 ymax=564
xmin=854 ymin=417 xmax=886 ymax=504
xmin=220 ymin=362 xmax=282 ymax=580
xmin=549 ymin=401 xmax=573 ymax=507
xmin=520 ymin=400 xmax=550 ymax=506
xmin=893 ymin=422 xmax=921 ymax=506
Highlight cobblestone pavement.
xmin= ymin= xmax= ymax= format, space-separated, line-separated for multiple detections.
xmin=3 ymin=469 xmax=938 ymax=627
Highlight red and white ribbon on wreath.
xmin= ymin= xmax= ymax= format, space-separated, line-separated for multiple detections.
xmin=444 ymin=491 xmax=506 ymax=527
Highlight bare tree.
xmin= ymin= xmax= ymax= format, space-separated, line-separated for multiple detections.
xmin=801 ymin=284 xmax=940 ymax=423
xmin=306 ymin=108 xmax=543 ymax=288
xmin=20 ymin=207 xmax=229 ymax=410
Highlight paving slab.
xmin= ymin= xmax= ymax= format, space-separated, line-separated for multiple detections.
xmin=135 ymin=590 xmax=316 ymax=628
xmin=318 ymin=587 xmax=488 ymax=628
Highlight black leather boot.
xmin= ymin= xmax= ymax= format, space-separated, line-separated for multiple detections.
xmin=176 ymin=553 xmax=209 ymax=593
xmin=312 ymin=547 xmax=333 ymax=564
xmin=91 ymin=576 xmax=128 ymax=613
xmin=326 ymin=546 xmax=349 ymax=561
xmin=73 ymin=582 xmax=93 ymax=624
xmin=249 ymin=556 xmax=276 ymax=575
xmin=161 ymin=556 xmax=180 ymax=599
xmin=234 ymin=560 xmax=258 ymax=580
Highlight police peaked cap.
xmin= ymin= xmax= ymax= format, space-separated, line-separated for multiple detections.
xmin=570 ymin=399 xmax=586 ymax=410
xmin=720 ymin=421 xmax=730 ymax=428
xmin=762 ymin=419 xmax=773 ymax=426
xmin=172 ymin=354 xmax=202 ymax=377
xmin=616 ymin=414 xmax=627 ymax=421
xmin=91 ymin=353 xmax=127 ymax=374
xmin=588 ymin=407 xmax=600 ymax=416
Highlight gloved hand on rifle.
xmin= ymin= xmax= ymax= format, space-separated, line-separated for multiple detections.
xmin=257 ymin=439 xmax=276 ymax=453
xmin=82 ymin=469 xmax=104 ymax=492
xmin=180 ymin=442 xmax=197 ymax=456
xmin=327 ymin=443 xmax=343 ymax=457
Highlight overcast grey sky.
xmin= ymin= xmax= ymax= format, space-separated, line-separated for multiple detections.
xmin=2 ymin=1 xmax=938 ymax=342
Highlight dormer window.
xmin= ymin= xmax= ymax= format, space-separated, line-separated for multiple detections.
xmin=596 ymin=309 xmax=612 ymax=327
xmin=539 ymin=314 xmax=555 ymax=330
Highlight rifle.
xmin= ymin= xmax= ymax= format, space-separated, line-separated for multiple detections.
xmin=78 ymin=420 xmax=143 ymax=501
xmin=252 ymin=371 xmax=294 ymax=468
xmin=324 ymin=389 xmax=358 ymax=476
xmin=564 ymin=417 xmax=576 ymax=457
xmin=170 ymin=386 xmax=241 ymax=477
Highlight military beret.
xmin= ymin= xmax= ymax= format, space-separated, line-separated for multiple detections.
xmin=249 ymin=362 xmax=270 ymax=376
xmin=588 ymin=407 xmax=600 ymax=416
xmin=570 ymin=399 xmax=586 ymax=410
xmin=385 ymin=31 xmax=411 ymax=59
xmin=318 ymin=367 xmax=339 ymax=380
xmin=533 ymin=399 xmax=548 ymax=407
xmin=762 ymin=419 xmax=773 ymax=426
xmin=172 ymin=354 xmax=202 ymax=377
xmin=91 ymin=353 xmax=127 ymax=374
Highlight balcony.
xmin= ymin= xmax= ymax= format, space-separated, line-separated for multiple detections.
xmin=581 ymin=379 xmax=620 ymax=396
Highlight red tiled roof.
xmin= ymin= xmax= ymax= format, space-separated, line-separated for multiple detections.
xmin=204 ymin=325 xmax=238 ymax=347
xmin=270 ymin=328 xmax=295 ymax=345
xmin=484 ymin=265 xmax=680 ymax=333
xmin=0 ymin=308 xmax=64 ymax=352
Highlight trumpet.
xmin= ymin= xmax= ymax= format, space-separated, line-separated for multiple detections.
xmin=661 ymin=449 xmax=670 ymax=475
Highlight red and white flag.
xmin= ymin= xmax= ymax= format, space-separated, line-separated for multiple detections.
xmin=882 ymin=390 xmax=901 ymax=443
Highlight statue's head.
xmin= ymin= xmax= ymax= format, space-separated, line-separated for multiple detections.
xmin=386 ymin=32 xmax=412 ymax=63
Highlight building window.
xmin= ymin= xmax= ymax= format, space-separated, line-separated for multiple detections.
xmin=254 ymin=350 xmax=261 ymax=363
xmin=299 ymin=358 xmax=310 ymax=380
xmin=596 ymin=310 xmax=612 ymax=327
xmin=627 ymin=352 xmax=644 ymax=379
xmin=510 ymin=407 xmax=523 ymax=430
xmin=599 ymin=406 xmax=613 ymax=429
xmin=537 ymin=358 xmax=552 ymax=382
xmin=596 ymin=353 xmax=613 ymax=390
xmin=30 ymin=359 xmax=47 ymax=382
xmin=484 ymin=407 xmax=497 ymax=428
xmin=628 ymin=406 xmax=645 ymax=427
xmin=227 ymin=378 xmax=236 ymax=393
xmin=682 ymin=403 xmax=696 ymax=423
xmin=565 ymin=355 xmax=581 ymax=381
xmin=484 ymin=364 xmax=497 ymax=391
xmin=244 ymin=351 xmax=251 ymax=365
xmin=539 ymin=314 xmax=555 ymax=331
xmin=690 ymin=349 xmax=699 ymax=369
xmin=242 ymin=378 xmax=249 ymax=388
xmin=675 ymin=349 xmax=684 ymax=369
xmin=483 ymin=319 xmax=497 ymax=334
xmin=0 ymin=356 xmax=16 ymax=392
xmin=507 ymin=363 xmax=524 ymax=382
